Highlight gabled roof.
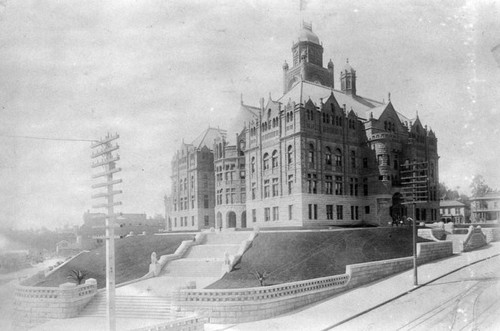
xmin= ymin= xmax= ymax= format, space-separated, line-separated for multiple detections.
xmin=278 ymin=80 xmax=383 ymax=118
xmin=191 ymin=127 xmax=226 ymax=150
xmin=440 ymin=200 xmax=465 ymax=207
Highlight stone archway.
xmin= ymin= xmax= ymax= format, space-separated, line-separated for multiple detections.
xmin=227 ymin=211 xmax=237 ymax=228
xmin=216 ymin=212 xmax=223 ymax=229
xmin=241 ymin=211 xmax=247 ymax=228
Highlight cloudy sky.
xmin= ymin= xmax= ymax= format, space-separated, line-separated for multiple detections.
xmin=0 ymin=0 xmax=499 ymax=230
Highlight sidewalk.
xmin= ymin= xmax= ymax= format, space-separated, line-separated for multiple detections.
xmin=206 ymin=242 xmax=500 ymax=331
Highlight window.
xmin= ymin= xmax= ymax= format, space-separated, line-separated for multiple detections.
xmin=307 ymin=174 xmax=317 ymax=194
xmin=325 ymin=146 xmax=332 ymax=165
xmin=325 ymin=175 xmax=333 ymax=194
xmin=174 ymin=217 xmax=177 ymax=227
xmin=191 ymin=216 xmax=195 ymax=226
xmin=251 ymin=182 xmax=256 ymax=200
xmin=265 ymin=208 xmax=270 ymax=221
xmin=308 ymin=143 xmax=315 ymax=166
xmin=263 ymin=153 xmax=270 ymax=170
xmin=288 ymin=205 xmax=293 ymax=220
xmin=351 ymin=151 xmax=356 ymax=169
xmin=273 ymin=207 xmax=279 ymax=221
xmin=203 ymin=174 xmax=208 ymax=188
xmin=326 ymin=205 xmax=333 ymax=220
xmin=363 ymin=178 xmax=368 ymax=196
xmin=308 ymin=204 xmax=318 ymax=220
xmin=264 ymin=179 xmax=270 ymax=198
xmin=335 ymin=176 xmax=343 ymax=195
xmin=365 ymin=206 xmax=370 ymax=214
xmin=204 ymin=195 xmax=209 ymax=208
xmin=204 ymin=215 xmax=209 ymax=226
xmin=272 ymin=178 xmax=279 ymax=197
xmin=251 ymin=157 xmax=256 ymax=173
xmin=272 ymin=150 xmax=278 ymax=168
xmin=335 ymin=149 xmax=342 ymax=166
xmin=351 ymin=206 xmax=359 ymax=220
xmin=287 ymin=145 xmax=293 ymax=164
xmin=336 ymin=205 xmax=343 ymax=220
xmin=252 ymin=209 xmax=256 ymax=222
xmin=191 ymin=195 xmax=195 ymax=208
xmin=191 ymin=175 xmax=194 ymax=189
xmin=225 ymin=189 xmax=230 ymax=204
xmin=173 ymin=199 xmax=177 ymax=211
xmin=363 ymin=157 xmax=368 ymax=168
xmin=288 ymin=174 xmax=293 ymax=194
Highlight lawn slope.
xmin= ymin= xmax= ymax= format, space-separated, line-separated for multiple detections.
xmin=208 ymin=227 xmax=430 ymax=289
xmin=36 ymin=234 xmax=193 ymax=289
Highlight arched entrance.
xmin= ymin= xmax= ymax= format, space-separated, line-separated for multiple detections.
xmin=227 ymin=211 xmax=236 ymax=228
xmin=241 ymin=211 xmax=247 ymax=228
xmin=216 ymin=212 xmax=223 ymax=229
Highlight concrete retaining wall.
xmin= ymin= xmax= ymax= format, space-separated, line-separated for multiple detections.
xmin=174 ymin=241 xmax=453 ymax=323
xmin=481 ymin=227 xmax=500 ymax=243
xmin=13 ymin=279 xmax=97 ymax=329
xmin=463 ymin=226 xmax=487 ymax=252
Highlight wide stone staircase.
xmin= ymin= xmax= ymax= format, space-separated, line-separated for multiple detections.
xmin=162 ymin=232 xmax=249 ymax=280
xmin=79 ymin=293 xmax=184 ymax=320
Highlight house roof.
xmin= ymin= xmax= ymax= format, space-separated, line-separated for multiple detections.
xmin=440 ymin=200 xmax=465 ymax=207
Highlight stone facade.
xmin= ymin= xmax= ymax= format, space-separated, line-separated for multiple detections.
xmin=166 ymin=22 xmax=439 ymax=230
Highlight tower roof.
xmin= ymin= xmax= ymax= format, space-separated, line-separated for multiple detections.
xmin=298 ymin=22 xmax=320 ymax=44
xmin=343 ymin=59 xmax=355 ymax=72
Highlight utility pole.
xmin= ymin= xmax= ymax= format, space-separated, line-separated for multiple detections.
xmin=91 ymin=133 xmax=122 ymax=331
xmin=400 ymin=160 xmax=429 ymax=286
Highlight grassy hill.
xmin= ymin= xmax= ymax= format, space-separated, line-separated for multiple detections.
xmin=36 ymin=234 xmax=193 ymax=289
xmin=208 ymin=227 xmax=430 ymax=289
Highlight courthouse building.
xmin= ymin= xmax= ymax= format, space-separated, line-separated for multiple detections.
xmin=166 ymin=23 xmax=439 ymax=230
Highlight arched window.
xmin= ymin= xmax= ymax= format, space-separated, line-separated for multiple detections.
xmin=251 ymin=157 xmax=255 ymax=173
xmin=272 ymin=150 xmax=278 ymax=168
xmin=263 ymin=153 xmax=270 ymax=170
xmin=308 ymin=143 xmax=315 ymax=166
xmin=335 ymin=148 xmax=342 ymax=167
xmin=325 ymin=146 xmax=332 ymax=165
xmin=287 ymin=145 xmax=293 ymax=164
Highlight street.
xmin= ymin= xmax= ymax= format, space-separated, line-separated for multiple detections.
xmin=335 ymin=255 xmax=500 ymax=331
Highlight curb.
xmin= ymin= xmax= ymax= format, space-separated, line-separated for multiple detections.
xmin=320 ymin=251 xmax=500 ymax=330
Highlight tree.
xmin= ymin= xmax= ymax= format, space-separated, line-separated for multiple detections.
xmin=438 ymin=182 xmax=460 ymax=200
xmin=67 ymin=269 xmax=87 ymax=285
xmin=253 ymin=270 xmax=268 ymax=286
xmin=470 ymin=175 xmax=492 ymax=197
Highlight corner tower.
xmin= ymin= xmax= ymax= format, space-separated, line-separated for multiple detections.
xmin=283 ymin=22 xmax=334 ymax=94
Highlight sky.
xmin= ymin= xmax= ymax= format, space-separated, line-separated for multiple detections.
xmin=0 ymin=0 xmax=499 ymax=230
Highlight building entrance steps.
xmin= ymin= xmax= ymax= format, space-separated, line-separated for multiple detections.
xmin=111 ymin=231 xmax=253 ymax=298
xmin=79 ymin=292 xmax=183 ymax=320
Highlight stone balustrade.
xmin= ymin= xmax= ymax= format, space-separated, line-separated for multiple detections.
xmin=174 ymin=241 xmax=453 ymax=324
xmin=13 ymin=278 xmax=97 ymax=329
xmin=148 ymin=233 xmax=205 ymax=277
xmin=132 ymin=315 xmax=209 ymax=331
